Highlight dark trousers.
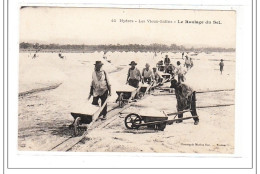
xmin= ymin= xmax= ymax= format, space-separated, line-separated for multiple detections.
xmin=178 ymin=75 xmax=185 ymax=83
xmin=128 ymin=79 xmax=139 ymax=88
xmin=92 ymin=90 xmax=108 ymax=116
xmin=178 ymin=92 xmax=199 ymax=122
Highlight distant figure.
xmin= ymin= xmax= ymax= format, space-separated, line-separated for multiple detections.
xmin=184 ymin=56 xmax=191 ymax=70
xmin=88 ymin=61 xmax=111 ymax=120
xmin=164 ymin=55 xmax=171 ymax=65
xmin=32 ymin=53 xmax=37 ymax=59
xmin=127 ymin=61 xmax=142 ymax=88
xmin=182 ymin=52 xmax=184 ymax=59
xmin=153 ymin=67 xmax=163 ymax=84
xmin=157 ymin=60 xmax=164 ymax=71
xmin=103 ymin=52 xmax=107 ymax=60
xmin=170 ymin=79 xmax=199 ymax=125
xmin=190 ymin=58 xmax=194 ymax=68
xmin=219 ymin=59 xmax=224 ymax=74
xmin=58 ymin=51 xmax=64 ymax=59
xmin=176 ymin=61 xmax=187 ymax=83
xmin=142 ymin=63 xmax=154 ymax=84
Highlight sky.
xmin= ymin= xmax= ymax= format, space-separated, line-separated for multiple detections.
xmin=20 ymin=7 xmax=236 ymax=48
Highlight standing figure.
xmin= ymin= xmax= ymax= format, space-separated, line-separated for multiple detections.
xmin=142 ymin=63 xmax=154 ymax=84
xmin=190 ymin=58 xmax=194 ymax=68
xmin=127 ymin=61 xmax=142 ymax=88
xmin=176 ymin=61 xmax=187 ymax=83
xmin=88 ymin=61 xmax=111 ymax=120
xmin=219 ymin=59 xmax=224 ymax=74
xmin=164 ymin=55 xmax=171 ymax=65
xmin=103 ymin=52 xmax=107 ymax=60
xmin=58 ymin=51 xmax=64 ymax=59
xmin=170 ymin=79 xmax=199 ymax=125
xmin=184 ymin=56 xmax=191 ymax=70
xmin=32 ymin=53 xmax=37 ymax=59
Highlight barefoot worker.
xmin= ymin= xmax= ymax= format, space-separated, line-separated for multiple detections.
xmin=126 ymin=61 xmax=142 ymax=88
xmin=88 ymin=61 xmax=111 ymax=120
xmin=219 ymin=59 xmax=224 ymax=74
xmin=170 ymin=79 xmax=199 ymax=125
xmin=142 ymin=63 xmax=154 ymax=84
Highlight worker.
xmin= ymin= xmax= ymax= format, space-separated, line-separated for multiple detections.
xmin=176 ymin=61 xmax=187 ymax=83
xmin=126 ymin=61 xmax=142 ymax=88
xmin=88 ymin=61 xmax=111 ymax=120
xmin=142 ymin=63 xmax=154 ymax=84
xmin=219 ymin=59 xmax=224 ymax=74
xmin=170 ymin=79 xmax=199 ymax=125
xmin=164 ymin=55 xmax=171 ymax=65
xmin=153 ymin=67 xmax=163 ymax=84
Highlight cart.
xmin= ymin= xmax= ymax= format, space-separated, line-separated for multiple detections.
xmin=116 ymin=85 xmax=142 ymax=108
xmin=69 ymin=98 xmax=109 ymax=136
xmin=157 ymin=65 xmax=165 ymax=72
xmin=124 ymin=109 xmax=198 ymax=131
xmin=138 ymin=81 xmax=155 ymax=97
xmin=160 ymin=72 xmax=172 ymax=80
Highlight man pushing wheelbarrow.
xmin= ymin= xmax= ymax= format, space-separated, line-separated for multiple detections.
xmin=170 ymin=79 xmax=199 ymax=125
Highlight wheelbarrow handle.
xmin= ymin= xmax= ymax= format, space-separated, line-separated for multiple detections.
xmin=166 ymin=110 xmax=192 ymax=116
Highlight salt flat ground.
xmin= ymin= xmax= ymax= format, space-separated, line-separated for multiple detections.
xmin=18 ymin=51 xmax=235 ymax=153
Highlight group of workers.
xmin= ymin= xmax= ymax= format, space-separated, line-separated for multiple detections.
xmin=126 ymin=61 xmax=162 ymax=88
xmin=158 ymin=54 xmax=193 ymax=83
xmin=88 ymin=53 xmax=200 ymax=125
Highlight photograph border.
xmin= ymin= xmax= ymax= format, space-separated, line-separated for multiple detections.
xmin=2 ymin=0 xmax=257 ymax=171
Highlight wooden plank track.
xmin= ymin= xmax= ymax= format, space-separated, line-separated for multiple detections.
xmin=49 ymin=104 xmax=131 ymax=152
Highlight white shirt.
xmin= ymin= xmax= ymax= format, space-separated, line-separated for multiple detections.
xmin=142 ymin=68 xmax=154 ymax=78
xmin=91 ymin=70 xmax=110 ymax=97
xmin=176 ymin=65 xmax=186 ymax=75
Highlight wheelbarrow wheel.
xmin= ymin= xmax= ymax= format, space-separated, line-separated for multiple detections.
xmin=74 ymin=117 xmax=81 ymax=136
xmin=125 ymin=113 xmax=142 ymax=129
xmin=137 ymin=92 xmax=144 ymax=99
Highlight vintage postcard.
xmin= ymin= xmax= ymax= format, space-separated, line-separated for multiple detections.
xmin=18 ymin=7 xmax=236 ymax=154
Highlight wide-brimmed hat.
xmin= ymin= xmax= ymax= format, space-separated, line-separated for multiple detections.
xmin=145 ymin=63 xmax=150 ymax=67
xmin=129 ymin=61 xmax=137 ymax=65
xmin=165 ymin=55 xmax=169 ymax=57
xmin=94 ymin=61 xmax=104 ymax=66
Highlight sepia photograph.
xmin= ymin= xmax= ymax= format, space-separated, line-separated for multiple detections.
xmin=18 ymin=7 xmax=236 ymax=153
